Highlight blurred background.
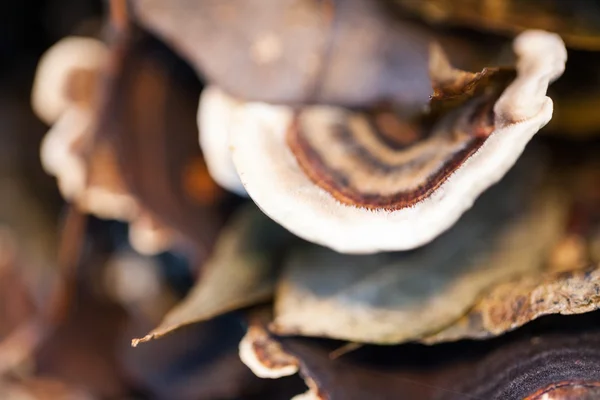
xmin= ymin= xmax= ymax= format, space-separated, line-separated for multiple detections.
xmin=1 ymin=1 xmax=600 ymax=399
xmin=0 ymin=1 xmax=306 ymax=398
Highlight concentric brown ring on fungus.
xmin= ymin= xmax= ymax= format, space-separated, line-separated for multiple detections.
xmin=286 ymin=63 xmax=512 ymax=211
xmin=230 ymin=30 xmax=566 ymax=253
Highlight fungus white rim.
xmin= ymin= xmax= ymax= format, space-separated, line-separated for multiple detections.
xmin=229 ymin=30 xmax=566 ymax=254
xmin=39 ymin=107 xmax=91 ymax=199
xmin=198 ymin=86 xmax=247 ymax=196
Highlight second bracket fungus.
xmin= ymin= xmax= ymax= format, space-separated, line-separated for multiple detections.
xmin=231 ymin=30 xmax=567 ymax=253
xmin=198 ymin=86 xmax=248 ymax=196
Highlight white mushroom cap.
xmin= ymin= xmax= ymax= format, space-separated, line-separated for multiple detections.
xmin=197 ymin=86 xmax=247 ymax=196
xmin=230 ymin=30 xmax=567 ymax=254
xmin=31 ymin=36 xmax=108 ymax=125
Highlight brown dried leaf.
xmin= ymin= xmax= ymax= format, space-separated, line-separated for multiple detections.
xmin=271 ymin=161 xmax=567 ymax=344
xmin=132 ymin=0 xmax=488 ymax=109
xmin=424 ymin=264 xmax=600 ymax=344
xmin=133 ymin=206 xmax=293 ymax=345
xmin=424 ymin=160 xmax=600 ymax=343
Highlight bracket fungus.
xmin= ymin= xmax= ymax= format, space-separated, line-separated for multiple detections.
xmin=31 ymin=36 xmax=108 ymax=126
xmin=231 ymin=30 xmax=567 ymax=253
xmin=32 ymin=37 xmax=108 ymax=201
xmin=32 ymin=35 xmax=175 ymax=256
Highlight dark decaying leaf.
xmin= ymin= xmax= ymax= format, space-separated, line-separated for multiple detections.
xmin=133 ymin=205 xmax=294 ymax=345
xmin=271 ymin=157 xmax=567 ymax=343
xmin=99 ymin=25 xmax=227 ymax=260
xmin=394 ymin=0 xmax=600 ymax=50
xmin=242 ymin=313 xmax=600 ymax=400
xmin=285 ymin=46 xmax=516 ymax=211
xmin=132 ymin=0 xmax=491 ymax=109
xmin=230 ymin=29 xmax=565 ymax=254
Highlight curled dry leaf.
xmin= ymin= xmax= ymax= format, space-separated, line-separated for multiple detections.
xmin=31 ymin=36 xmax=108 ymax=126
xmin=423 ymin=264 xmax=600 ymax=344
xmin=133 ymin=206 xmax=293 ymax=345
xmin=241 ymin=319 xmax=600 ymax=400
xmin=132 ymin=0 xmax=486 ymax=109
xmin=231 ymin=30 xmax=566 ymax=253
xmin=270 ymin=159 xmax=567 ymax=344
xmin=100 ymin=26 xmax=226 ymax=257
xmin=394 ymin=0 xmax=600 ymax=51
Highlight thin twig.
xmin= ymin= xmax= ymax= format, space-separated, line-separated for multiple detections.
xmin=109 ymin=0 xmax=129 ymax=33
